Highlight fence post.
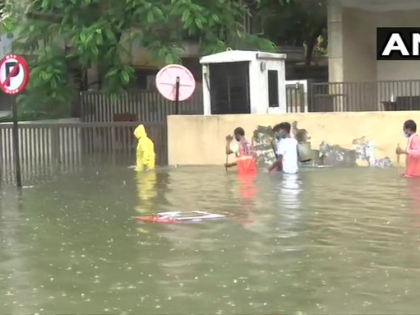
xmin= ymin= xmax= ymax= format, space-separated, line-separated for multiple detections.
xmin=72 ymin=92 xmax=82 ymax=118
xmin=307 ymin=79 xmax=315 ymax=112
xmin=80 ymin=92 xmax=86 ymax=122
xmin=111 ymin=124 xmax=116 ymax=164
xmin=298 ymin=83 xmax=306 ymax=112
xmin=51 ymin=125 xmax=60 ymax=172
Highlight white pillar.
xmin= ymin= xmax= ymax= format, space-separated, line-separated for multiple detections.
xmin=201 ymin=64 xmax=211 ymax=115
xmin=278 ymin=58 xmax=287 ymax=113
xmin=328 ymin=0 xmax=344 ymax=82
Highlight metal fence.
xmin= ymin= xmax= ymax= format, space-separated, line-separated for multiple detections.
xmin=0 ymin=122 xmax=166 ymax=184
xmin=286 ymin=82 xmax=306 ymax=112
xmin=80 ymin=84 xmax=204 ymax=122
xmin=309 ymin=80 xmax=420 ymax=112
xmin=80 ymin=80 xmax=420 ymax=118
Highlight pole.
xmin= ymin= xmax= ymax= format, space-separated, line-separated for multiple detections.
xmin=12 ymin=98 xmax=22 ymax=188
xmin=175 ymin=76 xmax=180 ymax=115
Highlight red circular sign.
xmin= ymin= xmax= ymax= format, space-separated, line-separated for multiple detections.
xmin=0 ymin=54 xmax=30 ymax=95
xmin=155 ymin=64 xmax=196 ymax=101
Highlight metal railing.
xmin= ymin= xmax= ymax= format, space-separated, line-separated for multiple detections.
xmin=0 ymin=121 xmax=166 ymax=184
xmin=80 ymin=84 xmax=204 ymax=122
xmin=286 ymin=82 xmax=307 ymax=112
xmin=309 ymin=80 xmax=420 ymax=112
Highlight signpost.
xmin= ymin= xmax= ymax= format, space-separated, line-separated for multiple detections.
xmin=0 ymin=54 xmax=30 ymax=188
xmin=155 ymin=64 xmax=196 ymax=114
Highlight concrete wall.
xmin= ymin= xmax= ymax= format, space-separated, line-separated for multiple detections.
xmin=342 ymin=8 xmax=376 ymax=82
xmin=167 ymin=112 xmax=417 ymax=166
xmin=376 ymin=10 xmax=420 ymax=82
xmin=328 ymin=5 xmax=420 ymax=83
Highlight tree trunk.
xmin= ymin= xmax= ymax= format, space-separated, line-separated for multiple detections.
xmin=304 ymin=25 xmax=325 ymax=67
xmin=97 ymin=66 xmax=103 ymax=90
xmin=305 ymin=35 xmax=317 ymax=67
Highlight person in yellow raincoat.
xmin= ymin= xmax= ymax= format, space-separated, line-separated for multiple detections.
xmin=133 ymin=124 xmax=156 ymax=171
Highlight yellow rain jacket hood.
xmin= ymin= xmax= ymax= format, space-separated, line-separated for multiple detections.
xmin=134 ymin=124 xmax=146 ymax=139
xmin=134 ymin=124 xmax=156 ymax=171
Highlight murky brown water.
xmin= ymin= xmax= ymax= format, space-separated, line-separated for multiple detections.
xmin=1 ymin=166 xmax=420 ymax=314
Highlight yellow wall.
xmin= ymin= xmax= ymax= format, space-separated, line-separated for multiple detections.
xmin=168 ymin=112 xmax=420 ymax=166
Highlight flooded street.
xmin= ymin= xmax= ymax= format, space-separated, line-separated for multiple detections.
xmin=1 ymin=166 xmax=420 ymax=314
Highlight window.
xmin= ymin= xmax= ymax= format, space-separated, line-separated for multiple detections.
xmin=268 ymin=70 xmax=279 ymax=107
xmin=135 ymin=69 xmax=158 ymax=90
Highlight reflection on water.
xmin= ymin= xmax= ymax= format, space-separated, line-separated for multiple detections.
xmin=1 ymin=166 xmax=420 ymax=314
xmin=276 ymin=174 xmax=302 ymax=239
xmin=135 ymin=171 xmax=158 ymax=214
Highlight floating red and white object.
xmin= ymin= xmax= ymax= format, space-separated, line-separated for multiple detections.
xmin=135 ymin=211 xmax=226 ymax=223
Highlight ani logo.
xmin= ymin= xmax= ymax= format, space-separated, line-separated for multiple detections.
xmin=377 ymin=27 xmax=420 ymax=60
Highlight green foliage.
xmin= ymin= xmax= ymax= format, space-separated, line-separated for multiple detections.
xmin=260 ymin=0 xmax=327 ymax=65
xmin=1 ymin=0 xmax=276 ymax=120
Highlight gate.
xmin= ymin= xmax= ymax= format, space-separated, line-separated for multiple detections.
xmin=0 ymin=122 xmax=167 ymax=185
xmin=80 ymin=85 xmax=203 ymax=122
xmin=286 ymin=81 xmax=307 ymax=113
xmin=79 ymin=85 xmax=203 ymax=164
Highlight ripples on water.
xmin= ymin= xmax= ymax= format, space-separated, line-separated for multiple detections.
xmin=0 ymin=166 xmax=420 ymax=314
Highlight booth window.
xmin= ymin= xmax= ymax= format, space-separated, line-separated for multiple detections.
xmin=268 ymin=70 xmax=279 ymax=107
xmin=209 ymin=62 xmax=251 ymax=114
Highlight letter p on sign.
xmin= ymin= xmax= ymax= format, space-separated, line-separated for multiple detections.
xmin=4 ymin=61 xmax=20 ymax=86
xmin=0 ymin=54 xmax=30 ymax=95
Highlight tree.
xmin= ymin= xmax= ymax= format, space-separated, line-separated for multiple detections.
xmin=1 ymin=0 xmax=276 ymax=120
xmin=260 ymin=0 xmax=327 ymax=66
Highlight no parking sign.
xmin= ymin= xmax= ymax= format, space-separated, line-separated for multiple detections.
xmin=0 ymin=54 xmax=31 ymax=189
xmin=0 ymin=54 xmax=30 ymax=95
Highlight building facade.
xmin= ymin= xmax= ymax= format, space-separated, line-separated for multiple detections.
xmin=329 ymin=0 xmax=420 ymax=83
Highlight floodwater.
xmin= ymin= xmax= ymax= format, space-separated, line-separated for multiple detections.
xmin=1 ymin=166 xmax=420 ymax=314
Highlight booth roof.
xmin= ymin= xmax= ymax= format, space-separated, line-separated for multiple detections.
xmin=200 ymin=50 xmax=286 ymax=64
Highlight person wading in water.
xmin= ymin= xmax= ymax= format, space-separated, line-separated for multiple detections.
xmin=268 ymin=122 xmax=299 ymax=174
xmin=224 ymin=127 xmax=258 ymax=174
xmin=396 ymin=119 xmax=420 ymax=178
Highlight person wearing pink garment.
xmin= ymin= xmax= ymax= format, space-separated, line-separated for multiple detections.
xmin=396 ymin=120 xmax=420 ymax=178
